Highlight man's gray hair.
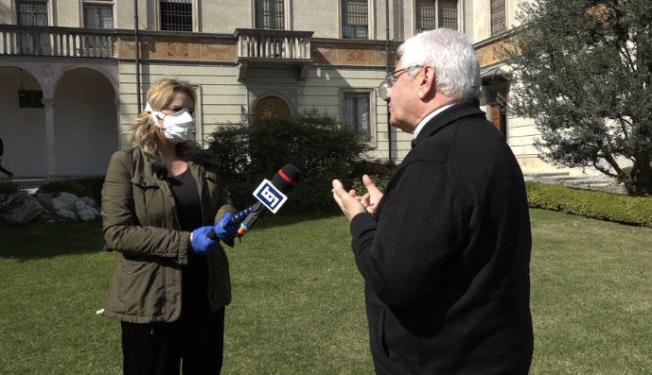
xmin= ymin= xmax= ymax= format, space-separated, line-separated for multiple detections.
xmin=397 ymin=28 xmax=480 ymax=100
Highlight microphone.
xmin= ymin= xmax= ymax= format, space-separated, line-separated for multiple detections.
xmin=208 ymin=164 xmax=301 ymax=241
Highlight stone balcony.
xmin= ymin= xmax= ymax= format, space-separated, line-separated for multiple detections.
xmin=234 ymin=28 xmax=313 ymax=81
xmin=0 ymin=24 xmax=400 ymax=70
xmin=0 ymin=24 xmax=118 ymax=58
xmin=0 ymin=24 xmax=394 ymax=78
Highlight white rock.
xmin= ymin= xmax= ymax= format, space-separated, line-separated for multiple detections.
xmin=77 ymin=207 xmax=98 ymax=221
xmin=52 ymin=192 xmax=79 ymax=210
xmin=74 ymin=199 xmax=89 ymax=210
xmin=89 ymin=206 xmax=100 ymax=217
xmin=57 ymin=208 xmax=78 ymax=220
xmin=80 ymin=196 xmax=98 ymax=208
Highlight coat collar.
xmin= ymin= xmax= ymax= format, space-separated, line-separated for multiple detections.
xmin=129 ymin=147 xmax=158 ymax=186
xmin=412 ymin=99 xmax=486 ymax=149
xmin=129 ymin=146 xmax=210 ymax=224
xmin=130 ymin=147 xmax=203 ymax=188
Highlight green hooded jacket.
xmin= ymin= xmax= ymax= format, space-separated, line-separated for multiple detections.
xmin=101 ymin=147 xmax=234 ymax=323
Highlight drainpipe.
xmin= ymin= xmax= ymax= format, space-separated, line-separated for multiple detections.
xmin=134 ymin=0 xmax=142 ymax=112
xmin=385 ymin=0 xmax=392 ymax=163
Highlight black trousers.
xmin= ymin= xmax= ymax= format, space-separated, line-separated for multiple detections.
xmin=121 ymin=307 xmax=225 ymax=375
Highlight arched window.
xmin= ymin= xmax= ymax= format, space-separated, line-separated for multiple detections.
xmin=254 ymin=96 xmax=290 ymax=122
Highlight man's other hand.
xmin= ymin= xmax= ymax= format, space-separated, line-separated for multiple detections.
xmin=360 ymin=175 xmax=384 ymax=215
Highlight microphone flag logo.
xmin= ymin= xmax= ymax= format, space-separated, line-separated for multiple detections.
xmin=253 ymin=179 xmax=288 ymax=214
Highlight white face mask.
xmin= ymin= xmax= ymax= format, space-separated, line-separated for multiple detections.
xmin=145 ymin=102 xmax=195 ymax=143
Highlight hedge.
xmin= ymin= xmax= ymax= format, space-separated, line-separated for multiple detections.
xmin=0 ymin=181 xmax=19 ymax=194
xmin=353 ymin=177 xmax=652 ymax=228
xmin=21 ymin=166 xmax=652 ymax=228
xmin=526 ymin=181 xmax=652 ymax=227
xmin=204 ymin=114 xmax=376 ymax=213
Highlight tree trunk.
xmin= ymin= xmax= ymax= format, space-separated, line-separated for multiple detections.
xmin=628 ymin=158 xmax=652 ymax=195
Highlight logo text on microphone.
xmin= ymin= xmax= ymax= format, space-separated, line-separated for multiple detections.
xmin=253 ymin=179 xmax=288 ymax=214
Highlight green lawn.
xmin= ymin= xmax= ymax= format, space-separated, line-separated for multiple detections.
xmin=0 ymin=209 xmax=650 ymax=374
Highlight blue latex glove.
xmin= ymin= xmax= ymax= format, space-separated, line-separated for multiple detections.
xmin=215 ymin=212 xmax=238 ymax=242
xmin=191 ymin=226 xmax=217 ymax=254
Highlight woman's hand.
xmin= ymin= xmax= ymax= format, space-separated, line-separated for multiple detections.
xmin=190 ymin=226 xmax=217 ymax=254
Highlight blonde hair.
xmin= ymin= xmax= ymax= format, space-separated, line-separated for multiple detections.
xmin=132 ymin=79 xmax=198 ymax=159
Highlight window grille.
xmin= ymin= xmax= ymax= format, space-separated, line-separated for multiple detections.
xmin=84 ymin=4 xmax=113 ymax=29
xmin=342 ymin=0 xmax=368 ymax=39
xmin=416 ymin=1 xmax=436 ymax=32
xmin=17 ymin=0 xmax=48 ymax=27
xmin=438 ymin=0 xmax=458 ymax=30
xmin=491 ymin=0 xmax=506 ymax=36
xmin=344 ymin=93 xmax=371 ymax=141
xmin=256 ymin=0 xmax=285 ymax=29
xmin=160 ymin=0 xmax=192 ymax=32
xmin=416 ymin=1 xmax=458 ymax=33
xmin=18 ymin=90 xmax=44 ymax=108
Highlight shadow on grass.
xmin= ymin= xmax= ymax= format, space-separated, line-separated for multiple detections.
xmin=252 ymin=211 xmax=342 ymax=229
xmin=0 ymin=212 xmax=343 ymax=261
xmin=0 ymin=220 xmax=105 ymax=261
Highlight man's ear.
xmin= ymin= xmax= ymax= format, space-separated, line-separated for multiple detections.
xmin=417 ymin=66 xmax=436 ymax=100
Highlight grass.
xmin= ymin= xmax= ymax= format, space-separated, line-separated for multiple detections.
xmin=0 ymin=209 xmax=650 ymax=374
xmin=528 ymin=210 xmax=652 ymax=374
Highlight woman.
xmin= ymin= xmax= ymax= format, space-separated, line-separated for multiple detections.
xmin=101 ymin=79 xmax=237 ymax=375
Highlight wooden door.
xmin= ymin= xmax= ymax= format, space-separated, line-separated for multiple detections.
xmin=254 ymin=96 xmax=290 ymax=122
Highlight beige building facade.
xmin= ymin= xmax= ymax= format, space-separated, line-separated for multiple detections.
xmin=0 ymin=0 xmax=589 ymax=181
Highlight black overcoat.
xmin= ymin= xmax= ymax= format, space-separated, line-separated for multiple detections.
xmin=350 ymin=100 xmax=533 ymax=374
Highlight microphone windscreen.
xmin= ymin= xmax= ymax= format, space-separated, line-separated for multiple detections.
xmin=271 ymin=164 xmax=301 ymax=193
xmin=281 ymin=164 xmax=301 ymax=183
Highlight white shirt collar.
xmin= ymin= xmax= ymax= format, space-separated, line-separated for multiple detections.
xmin=413 ymin=103 xmax=458 ymax=138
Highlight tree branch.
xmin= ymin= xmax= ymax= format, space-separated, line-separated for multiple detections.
xmin=592 ymin=161 xmax=617 ymax=178
xmin=600 ymin=148 xmax=625 ymax=177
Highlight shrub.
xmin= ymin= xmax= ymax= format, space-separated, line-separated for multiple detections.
xmin=38 ymin=176 xmax=105 ymax=205
xmin=526 ymin=181 xmax=652 ymax=227
xmin=204 ymin=114 xmax=375 ymax=212
xmin=0 ymin=181 xmax=19 ymax=194
xmin=350 ymin=159 xmax=397 ymax=193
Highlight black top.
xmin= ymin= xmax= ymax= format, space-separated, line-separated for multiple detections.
xmin=167 ymin=168 xmax=202 ymax=230
xmin=166 ymin=168 xmax=208 ymax=312
xmin=350 ymin=100 xmax=533 ymax=374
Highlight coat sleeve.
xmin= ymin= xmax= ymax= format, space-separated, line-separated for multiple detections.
xmin=350 ymin=160 xmax=468 ymax=311
xmin=101 ymin=151 xmax=191 ymax=264
xmin=206 ymin=173 xmax=236 ymax=225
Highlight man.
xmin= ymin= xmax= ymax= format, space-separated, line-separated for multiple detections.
xmin=332 ymin=29 xmax=533 ymax=374
xmin=0 ymin=137 xmax=14 ymax=178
